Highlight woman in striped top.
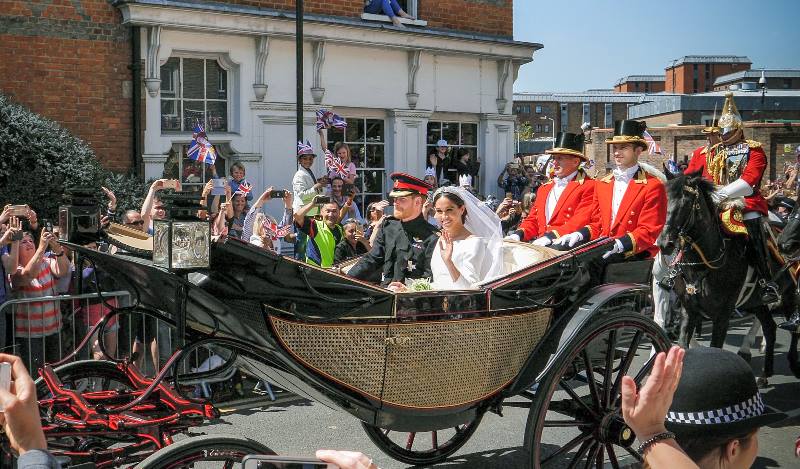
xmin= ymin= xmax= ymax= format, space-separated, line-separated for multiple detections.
xmin=11 ymin=230 xmax=69 ymax=371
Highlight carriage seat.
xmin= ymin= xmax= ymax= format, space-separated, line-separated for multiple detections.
xmin=499 ymin=241 xmax=559 ymax=275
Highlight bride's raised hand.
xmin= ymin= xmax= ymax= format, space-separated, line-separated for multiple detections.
xmin=439 ymin=230 xmax=454 ymax=263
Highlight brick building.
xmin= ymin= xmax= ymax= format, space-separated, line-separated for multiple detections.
xmin=713 ymin=69 xmax=800 ymax=91
xmin=1 ymin=0 xmax=537 ymax=210
xmin=613 ymin=75 xmax=665 ymax=93
xmin=665 ymin=55 xmax=751 ymax=94
xmin=513 ymin=91 xmax=654 ymax=140
xmin=0 ymin=0 xmax=134 ymax=171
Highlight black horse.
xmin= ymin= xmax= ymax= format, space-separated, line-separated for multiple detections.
xmin=659 ymin=172 xmax=800 ymax=383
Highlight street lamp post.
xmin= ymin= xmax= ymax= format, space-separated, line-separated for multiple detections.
xmin=540 ymin=116 xmax=555 ymax=148
xmin=759 ymin=70 xmax=767 ymax=122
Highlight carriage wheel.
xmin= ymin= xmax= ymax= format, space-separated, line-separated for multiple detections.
xmin=361 ymin=414 xmax=482 ymax=466
xmin=134 ymin=434 xmax=274 ymax=468
xmin=524 ymin=311 xmax=670 ymax=469
xmin=35 ymin=359 xmax=134 ymax=399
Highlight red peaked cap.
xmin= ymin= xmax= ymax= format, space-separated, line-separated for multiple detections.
xmin=389 ymin=172 xmax=433 ymax=197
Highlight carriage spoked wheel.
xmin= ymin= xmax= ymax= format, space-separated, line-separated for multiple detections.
xmin=361 ymin=414 xmax=483 ymax=466
xmin=134 ymin=434 xmax=274 ymax=468
xmin=35 ymin=359 xmax=134 ymax=399
xmin=524 ymin=311 xmax=671 ymax=469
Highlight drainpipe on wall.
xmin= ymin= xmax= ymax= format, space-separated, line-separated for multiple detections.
xmin=131 ymin=26 xmax=142 ymax=176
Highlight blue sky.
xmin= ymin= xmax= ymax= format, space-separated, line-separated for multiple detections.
xmin=512 ymin=0 xmax=800 ymax=92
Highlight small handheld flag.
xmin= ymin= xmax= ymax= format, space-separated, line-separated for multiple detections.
xmin=315 ymin=109 xmax=347 ymax=131
xmin=263 ymin=219 xmax=293 ymax=240
xmin=236 ymin=181 xmax=253 ymax=196
xmin=665 ymin=159 xmax=681 ymax=175
xmin=187 ymin=124 xmax=217 ymax=165
xmin=323 ymin=149 xmax=349 ymax=178
xmin=643 ymin=130 xmax=662 ymax=155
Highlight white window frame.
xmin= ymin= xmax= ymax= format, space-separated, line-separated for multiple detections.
xmin=160 ymin=54 xmax=235 ymax=133
xmin=427 ymin=120 xmax=480 ymax=185
xmin=535 ymin=105 xmax=542 ymax=114
xmin=328 ymin=117 xmax=387 ymax=214
xmin=582 ymin=103 xmax=590 ymax=126
xmin=604 ymin=103 xmax=613 ymax=128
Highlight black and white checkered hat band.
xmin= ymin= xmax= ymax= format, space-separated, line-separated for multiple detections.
xmin=667 ymin=393 xmax=765 ymax=425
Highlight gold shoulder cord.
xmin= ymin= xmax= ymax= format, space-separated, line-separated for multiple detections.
xmin=706 ymin=144 xmax=726 ymax=185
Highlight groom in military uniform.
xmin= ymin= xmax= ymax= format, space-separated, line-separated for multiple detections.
xmin=349 ymin=173 xmax=438 ymax=290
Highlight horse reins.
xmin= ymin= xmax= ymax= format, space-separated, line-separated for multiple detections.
xmin=673 ymin=185 xmax=728 ymax=270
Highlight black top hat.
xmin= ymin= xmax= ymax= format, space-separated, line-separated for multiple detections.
xmin=389 ymin=173 xmax=433 ymax=198
xmin=665 ymin=347 xmax=786 ymax=438
xmin=606 ymin=120 xmax=648 ymax=149
xmin=546 ymin=132 xmax=587 ymax=160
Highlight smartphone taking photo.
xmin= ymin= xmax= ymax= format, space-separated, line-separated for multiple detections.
xmin=10 ymin=205 xmax=27 ymax=217
xmin=242 ymin=455 xmax=338 ymax=469
xmin=270 ymin=190 xmax=287 ymax=199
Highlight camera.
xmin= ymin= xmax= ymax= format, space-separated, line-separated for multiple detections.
xmin=315 ymin=195 xmax=331 ymax=204
xmin=269 ymin=190 xmax=286 ymax=199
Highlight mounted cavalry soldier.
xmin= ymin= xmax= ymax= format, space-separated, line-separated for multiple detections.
xmin=505 ymin=132 xmax=596 ymax=246
xmin=349 ymin=173 xmax=438 ymax=290
xmin=552 ymin=120 xmax=667 ymax=263
xmin=690 ymin=93 xmax=779 ymax=304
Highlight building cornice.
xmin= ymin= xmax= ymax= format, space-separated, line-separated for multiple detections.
xmin=114 ymin=0 xmax=538 ymax=63
xmin=389 ymin=109 xmax=433 ymax=119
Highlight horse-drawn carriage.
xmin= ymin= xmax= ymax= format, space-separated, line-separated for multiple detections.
xmin=5 ymin=229 xmax=670 ymax=468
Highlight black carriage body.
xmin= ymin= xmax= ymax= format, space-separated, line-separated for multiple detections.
xmin=71 ymin=236 xmax=637 ymax=433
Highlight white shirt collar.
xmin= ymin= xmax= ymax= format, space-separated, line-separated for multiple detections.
xmin=553 ymin=171 xmax=578 ymax=187
xmin=613 ymin=165 xmax=639 ymax=182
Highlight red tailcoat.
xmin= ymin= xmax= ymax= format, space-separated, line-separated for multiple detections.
xmin=515 ymin=171 xmax=596 ymax=241
xmin=685 ymin=145 xmax=711 ymax=178
xmin=579 ymin=168 xmax=667 ymax=259
xmin=684 ymin=142 xmax=768 ymax=215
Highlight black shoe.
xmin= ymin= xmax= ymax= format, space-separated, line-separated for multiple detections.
xmin=761 ymin=281 xmax=781 ymax=304
xmin=780 ymin=310 xmax=800 ymax=332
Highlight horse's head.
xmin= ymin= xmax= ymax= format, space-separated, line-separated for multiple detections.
xmin=778 ymin=201 xmax=800 ymax=255
xmin=658 ymin=171 xmax=716 ymax=255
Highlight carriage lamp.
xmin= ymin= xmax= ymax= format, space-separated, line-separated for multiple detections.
xmin=152 ymin=192 xmax=210 ymax=270
xmin=58 ymin=187 xmax=101 ymax=245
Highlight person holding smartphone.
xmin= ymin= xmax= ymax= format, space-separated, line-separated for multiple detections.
xmin=242 ymin=186 xmax=293 ymax=247
xmin=293 ymin=195 xmax=344 ymax=268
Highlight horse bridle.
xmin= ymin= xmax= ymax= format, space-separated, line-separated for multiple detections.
xmin=671 ymin=184 xmax=727 ymax=270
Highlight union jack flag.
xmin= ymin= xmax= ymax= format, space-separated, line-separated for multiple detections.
xmin=665 ymin=159 xmax=681 ymax=175
xmin=235 ymin=181 xmax=252 ymax=196
xmin=315 ymin=109 xmax=348 ymax=131
xmin=187 ymin=124 xmax=217 ymax=165
xmin=297 ymin=140 xmax=315 ymax=156
xmin=263 ymin=219 xmax=293 ymax=240
xmin=323 ymin=149 xmax=349 ymax=177
xmin=643 ymin=130 xmax=662 ymax=155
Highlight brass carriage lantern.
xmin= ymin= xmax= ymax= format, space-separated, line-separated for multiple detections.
xmin=152 ymin=192 xmax=210 ymax=270
xmin=58 ymin=187 xmax=102 ymax=245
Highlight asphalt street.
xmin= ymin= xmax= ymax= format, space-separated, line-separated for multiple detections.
xmin=198 ymin=317 xmax=800 ymax=468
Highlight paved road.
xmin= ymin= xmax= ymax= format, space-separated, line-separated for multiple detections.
xmin=200 ymin=318 xmax=800 ymax=468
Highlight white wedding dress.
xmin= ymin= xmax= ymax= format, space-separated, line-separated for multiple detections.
xmin=430 ymin=236 xmax=491 ymax=290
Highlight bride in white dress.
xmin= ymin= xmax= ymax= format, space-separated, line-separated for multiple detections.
xmin=430 ymin=187 xmax=504 ymax=289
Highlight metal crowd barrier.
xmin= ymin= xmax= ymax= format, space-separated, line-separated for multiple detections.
xmin=0 ymin=291 xmax=172 ymax=374
xmin=0 ymin=291 xmax=278 ymax=404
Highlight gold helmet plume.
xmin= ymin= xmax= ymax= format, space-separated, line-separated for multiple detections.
xmin=718 ymin=92 xmax=743 ymax=134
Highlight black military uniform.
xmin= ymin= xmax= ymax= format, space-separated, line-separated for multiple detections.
xmin=349 ymin=174 xmax=438 ymax=286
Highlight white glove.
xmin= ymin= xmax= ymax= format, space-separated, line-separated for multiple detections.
xmin=602 ymin=239 xmax=625 ymax=259
xmin=712 ymin=178 xmax=753 ymax=205
xmin=553 ymin=232 xmax=583 ymax=248
xmin=532 ymin=236 xmax=552 ymax=247
xmin=504 ymin=233 xmax=521 ymax=242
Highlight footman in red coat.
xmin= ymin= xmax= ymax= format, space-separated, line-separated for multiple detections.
xmin=505 ymin=132 xmax=595 ymax=246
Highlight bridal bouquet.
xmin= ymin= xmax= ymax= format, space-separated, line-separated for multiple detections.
xmin=406 ymin=277 xmax=432 ymax=292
